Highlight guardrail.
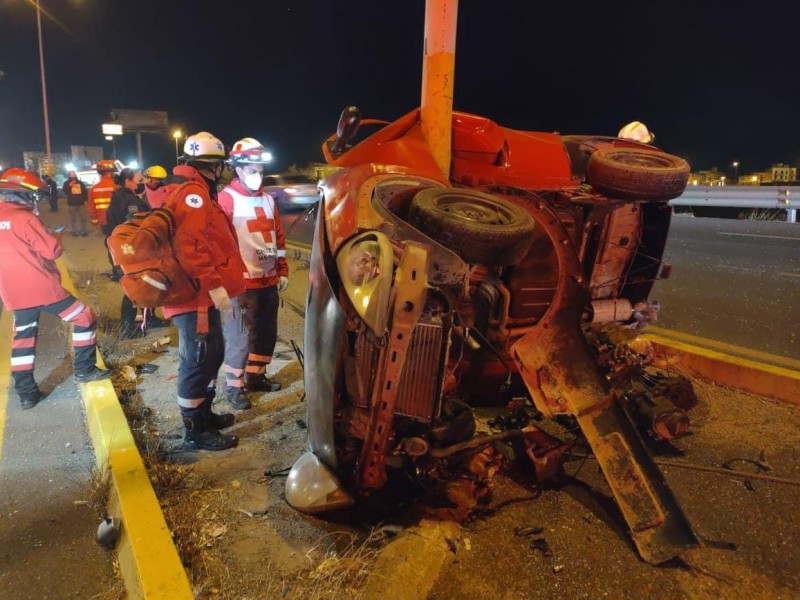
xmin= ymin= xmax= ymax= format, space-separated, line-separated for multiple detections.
xmin=670 ymin=186 xmax=799 ymax=222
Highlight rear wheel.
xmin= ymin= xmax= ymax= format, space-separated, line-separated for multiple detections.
xmin=586 ymin=148 xmax=690 ymax=201
xmin=408 ymin=188 xmax=535 ymax=266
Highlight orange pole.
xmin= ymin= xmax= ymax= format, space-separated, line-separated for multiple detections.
xmin=420 ymin=0 xmax=458 ymax=180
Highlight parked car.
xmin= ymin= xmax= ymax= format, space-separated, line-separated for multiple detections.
xmin=285 ymin=3 xmax=695 ymax=567
xmin=262 ymin=174 xmax=320 ymax=212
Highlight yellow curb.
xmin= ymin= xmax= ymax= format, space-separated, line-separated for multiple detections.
xmin=642 ymin=328 xmax=800 ymax=407
xmin=57 ymin=258 xmax=193 ymax=599
xmin=0 ymin=309 xmax=12 ymax=464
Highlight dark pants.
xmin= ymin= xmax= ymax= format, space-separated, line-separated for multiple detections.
xmin=11 ymin=295 xmax=98 ymax=397
xmin=49 ymin=193 xmax=58 ymax=212
xmin=120 ymin=294 xmax=137 ymax=329
xmin=173 ymin=308 xmax=224 ymax=418
xmin=222 ymin=286 xmax=279 ymax=389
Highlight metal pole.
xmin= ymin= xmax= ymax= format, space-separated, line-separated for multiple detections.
xmin=174 ymin=137 xmax=179 ymax=165
xmin=420 ymin=0 xmax=458 ymax=180
xmin=135 ymin=132 xmax=143 ymax=168
xmin=35 ymin=1 xmax=52 ymax=176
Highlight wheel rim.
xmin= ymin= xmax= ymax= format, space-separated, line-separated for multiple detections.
xmin=434 ymin=194 xmax=516 ymax=225
xmin=607 ymin=151 xmax=675 ymax=169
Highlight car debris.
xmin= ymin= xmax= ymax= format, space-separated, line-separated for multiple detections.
xmin=515 ymin=525 xmax=544 ymax=537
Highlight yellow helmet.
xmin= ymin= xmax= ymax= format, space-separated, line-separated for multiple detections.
xmin=144 ymin=165 xmax=168 ymax=180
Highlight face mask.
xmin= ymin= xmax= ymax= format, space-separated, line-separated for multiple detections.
xmin=134 ymin=183 xmax=145 ymax=195
xmin=242 ymin=172 xmax=262 ymax=192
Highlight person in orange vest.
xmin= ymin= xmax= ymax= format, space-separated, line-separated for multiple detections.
xmin=217 ymin=137 xmax=288 ymax=410
xmin=62 ymin=170 xmax=89 ymax=236
xmin=88 ymin=160 xmax=119 ymax=275
xmin=0 ymin=169 xmax=110 ymax=409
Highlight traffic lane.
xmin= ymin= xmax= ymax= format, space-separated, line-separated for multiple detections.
xmin=653 ymin=216 xmax=800 ymax=359
xmin=0 ymin=311 xmax=117 ymax=597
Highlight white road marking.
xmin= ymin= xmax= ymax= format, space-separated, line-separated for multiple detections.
xmin=778 ymin=272 xmax=800 ymax=278
xmin=718 ymin=232 xmax=800 ymax=241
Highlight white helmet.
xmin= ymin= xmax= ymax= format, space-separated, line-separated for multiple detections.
xmin=182 ymin=131 xmax=226 ymax=162
xmin=228 ymin=137 xmax=272 ymax=165
xmin=618 ymin=121 xmax=655 ymax=144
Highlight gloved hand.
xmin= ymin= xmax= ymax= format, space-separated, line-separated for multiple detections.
xmin=91 ymin=219 xmax=99 ymax=225
xmin=209 ymin=286 xmax=233 ymax=312
xmin=278 ymin=276 xmax=289 ymax=293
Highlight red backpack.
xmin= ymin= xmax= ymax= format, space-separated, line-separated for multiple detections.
xmin=107 ymin=206 xmax=199 ymax=308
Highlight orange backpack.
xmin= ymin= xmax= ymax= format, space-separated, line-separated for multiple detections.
xmin=107 ymin=207 xmax=199 ymax=308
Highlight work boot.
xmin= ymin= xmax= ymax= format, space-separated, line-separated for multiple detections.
xmin=203 ymin=393 xmax=234 ymax=429
xmin=223 ymin=387 xmax=252 ymax=410
xmin=19 ymin=388 xmax=45 ymax=410
xmin=245 ymin=374 xmax=281 ymax=393
xmin=75 ymin=366 xmax=112 ymax=383
xmin=183 ymin=415 xmax=238 ymax=451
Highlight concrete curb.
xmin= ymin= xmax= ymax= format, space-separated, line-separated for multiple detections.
xmin=360 ymin=520 xmax=461 ymax=600
xmin=58 ymin=258 xmax=193 ymax=599
xmin=642 ymin=326 xmax=800 ymax=406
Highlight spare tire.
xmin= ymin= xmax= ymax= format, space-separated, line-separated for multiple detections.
xmin=586 ymin=148 xmax=690 ymax=201
xmin=408 ymin=188 xmax=535 ymax=266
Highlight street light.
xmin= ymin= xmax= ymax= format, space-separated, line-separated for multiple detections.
xmin=172 ymin=130 xmax=183 ymax=165
xmin=732 ymin=161 xmax=739 ymax=185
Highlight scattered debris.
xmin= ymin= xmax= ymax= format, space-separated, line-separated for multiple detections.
xmin=530 ymin=537 xmax=553 ymax=557
xmin=96 ymin=516 xmax=120 ymax=549
xmin=152 ymin=336 xmax=171 ymax=353
xmin=264 ymin=466 xmax=292 ymax=478
xmin=552 ymin=564 xmax=564 ymax=574
xmin=121 ymin=365 xmax=137 ymax=382
xmin=515 ymin=525 xmax=545 ymax=537
xmin=137 ymin=363 xmax=159 ymax=374
xmin=296 ymin=418 xmax=307 ymax=429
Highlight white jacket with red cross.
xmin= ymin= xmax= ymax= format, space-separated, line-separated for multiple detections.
xmin=218 ymin=178 xmax=288 ymax=289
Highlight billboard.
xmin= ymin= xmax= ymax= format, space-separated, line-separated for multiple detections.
xmin=109 ymin=109 xmax=169 ymax=133
xmin=70 ymin=145 xmax=103 ymax=169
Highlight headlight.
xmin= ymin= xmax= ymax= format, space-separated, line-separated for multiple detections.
xmin=335 ymin=231 xmax=392 ymax=335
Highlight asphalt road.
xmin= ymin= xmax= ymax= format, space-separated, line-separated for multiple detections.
xmin=653 ymin=215 xmax=800 ymax=359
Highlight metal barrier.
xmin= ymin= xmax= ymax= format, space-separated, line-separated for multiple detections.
xmin=670 ymin=186 xmax=799 ymax=222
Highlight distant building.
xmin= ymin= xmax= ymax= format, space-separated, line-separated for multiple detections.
xmin=689 ymin=167 xmax=727 ymax=187
xmin=768 ymin=163 xmax=796 ymax=183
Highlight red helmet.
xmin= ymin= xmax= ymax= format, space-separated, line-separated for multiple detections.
xmin=0 ymin=168 xmax=47 ymax=209
xmin=96 ymin=160 xmax=116 ymax=174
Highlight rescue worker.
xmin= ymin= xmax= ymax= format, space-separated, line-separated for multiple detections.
xmin=88 ymin=160 xmax=119 ymax=276
xmin=44 ymin=175 xmax=58 ymax=212
xmin=218 ymin=138 xmax=288 ymax=410
xmin=0 ymin=169 xmax=110 ymax=409
xmin=160 ymin=132 xmax=246 ymax=451
xmin=107 ymin=168 xmax=151 ymax=339
xmin=62 ymin=171 xmax=89 ymax=236
xmin=618 ymin=121 xmax=655 ymax=144
xmin=143 ymin=165 xmax=168 ymax=209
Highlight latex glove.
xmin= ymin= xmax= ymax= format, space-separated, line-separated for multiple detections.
xmin=278 ymin=276 xmax=289 ymax=293
xmin=209 ymin=286 xmax=232 ymax=312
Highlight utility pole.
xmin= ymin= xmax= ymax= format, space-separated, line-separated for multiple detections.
xmin=35 ymin=1 xmax=53 ymax=176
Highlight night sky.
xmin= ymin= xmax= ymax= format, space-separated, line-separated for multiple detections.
xmin=1 ymin=0 xmax=799 ymax=175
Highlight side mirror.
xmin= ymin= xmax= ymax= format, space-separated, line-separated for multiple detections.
xmin=329 ymin=106 xmax=362 ymax=157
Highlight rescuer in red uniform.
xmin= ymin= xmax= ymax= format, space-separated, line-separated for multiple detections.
xmin=160 ymin=132 xmax=247 ymax=451
xmin=218 ymin=137 xmax=289 ymax=410
xmin=88 ymin=160 xmax=119 ymax=275
xmin=0 ymin=169 xmax=110 ymax=409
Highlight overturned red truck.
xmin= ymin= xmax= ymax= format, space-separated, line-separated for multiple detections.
xmin=286 ymin=0 xmax=696 ymax=564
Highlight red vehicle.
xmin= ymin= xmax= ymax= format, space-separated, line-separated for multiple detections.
xmin=286 ymin=0 xmax=695 ymax=565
